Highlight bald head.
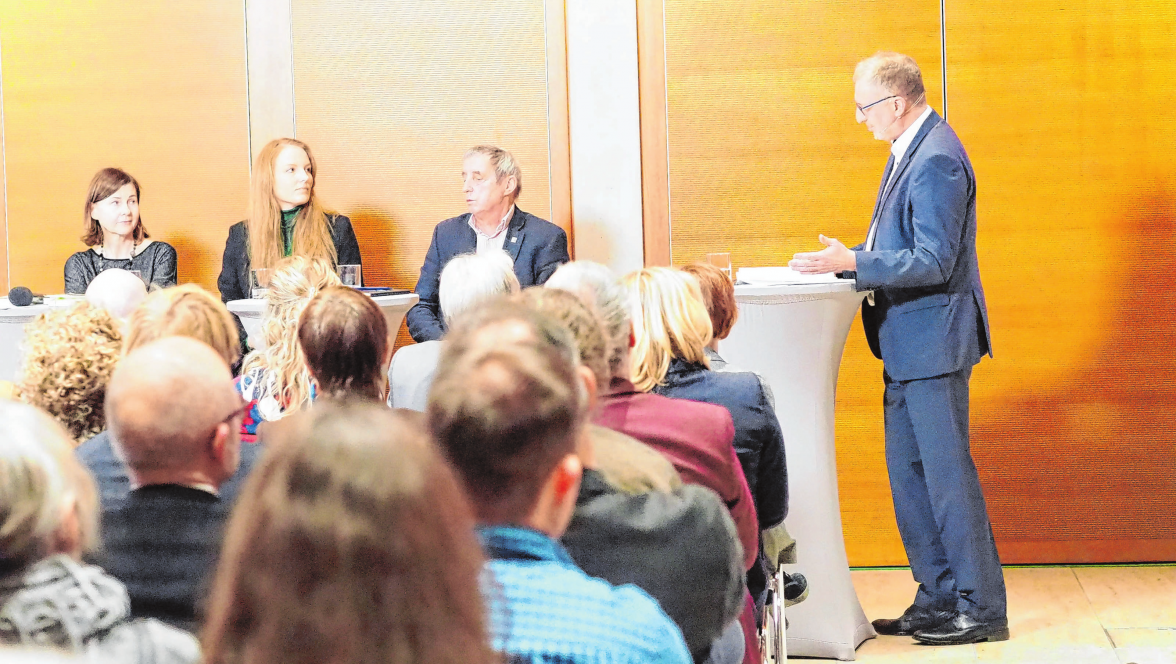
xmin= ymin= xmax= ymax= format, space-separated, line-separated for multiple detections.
xmin=106 ymin=337 xmax=241 ymax=485
xmin=85 ymin=269 xmax=147 ymax=320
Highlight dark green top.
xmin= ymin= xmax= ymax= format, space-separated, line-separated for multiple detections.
xmin=281 ymin=206 xmax=302 ymax=257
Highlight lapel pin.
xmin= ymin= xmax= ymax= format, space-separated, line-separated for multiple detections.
xmin=511 ymin=237 xmax=517 ymax=243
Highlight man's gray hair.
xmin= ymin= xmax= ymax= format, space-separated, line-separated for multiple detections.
xmin=545 ymin=261 xmax=631 ymax=379
xmin=439 ymin=251 xmax=521 ymax=325
xmin=465 ymin=145 xmax=523 ymax=199
xmin=854 ymin=51 xmax=927 ymax=107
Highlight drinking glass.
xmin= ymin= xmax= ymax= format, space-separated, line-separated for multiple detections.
xmin=706 ymin=252 xmax=733 ymax=280
xmin=338 ymin=264 xmax=362 ymax=287
xmin=250 ymin=268 xmax=272 ymax=299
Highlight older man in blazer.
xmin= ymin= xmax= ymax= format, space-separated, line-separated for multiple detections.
xmin=791 ymin=52 xmax=1007 ymax=646
xmin=406 ymin=146 xmax=569 ymax=342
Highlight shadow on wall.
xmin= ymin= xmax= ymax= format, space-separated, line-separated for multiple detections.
xmin=975 ymin=184 xmax=1176 ymax=564
xmin=570 ymin=219 xmax=616 ymax=267
xmin=168 ymin=232 xmax=216 ymax=291
xmin=348 ymin=205 xmax=417 ymax=350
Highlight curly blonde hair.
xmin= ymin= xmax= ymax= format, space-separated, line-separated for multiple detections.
xmin=17 ymin=303 xmax=123 ymax=444
xmin=241 ymin=256 xmax=341 ymax=415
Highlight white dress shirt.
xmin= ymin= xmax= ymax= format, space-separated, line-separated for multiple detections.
xmin=866 ymin=105 xmax=935 ymax=252
xmin=469 ymin=205 xmax=514 ymax=254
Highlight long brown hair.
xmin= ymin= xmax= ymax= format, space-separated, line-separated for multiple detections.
xmin=248 ymin=138 xmax=337 ymax=271
xmin=201 ymin=402 xmax=495 ymax=664
xmin=298 ymin=286 xmax=389 ymax=402
xmin=81 ymin=167 xmax=149 ymax=246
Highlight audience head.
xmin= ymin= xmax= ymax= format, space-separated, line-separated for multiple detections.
xmin=546 ymin=260 xmax=632 ymax=380
xmin=854 ymin=52 xmax=927 ymax=141
xmin=522 ymin=287 xmax=609 ymax=390
xmin=298 ymin=286 xmax=390 ymax=402
xmin=248 ymin=138 xmax=336 ymax=271
xmin=122 ymin=283 xmax=241 ymax=366
xmin=17 ymin=303 xmax=122 ymax=444
xmin=81 ymin=167 xmax=148 ymax=247
xmin=84 ymin=268 xmax=148 ymax=321
xmin=680 ymin=262 xmax=738 ymax=342
xmin=241 ymin=256 xmax=342 ymax=413
xmin=0 ymin=400 xmax=100 ymax=572
xmin=439 ymin=251 xmax=520 ymax=325
xmin=463 ymin=145 xmax=522 ymax=216
xmin=429 ymin=299 xmax=587 ymax=533
xmin=623 ymin=267 xmax=713 ymax=392
xmin=202 ymin=401 xmax=494 ymax=664
xmin=106 ymin=337 xmax=243 ymax=490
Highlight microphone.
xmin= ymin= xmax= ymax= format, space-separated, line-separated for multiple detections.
xmin=8 ymin=286 xmax=44 ymax=307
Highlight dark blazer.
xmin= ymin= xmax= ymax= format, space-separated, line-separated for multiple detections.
xmin=595 ymin=378 xmax=759 ymax=571
xmin=562 ymin=469 xmax=745 ymax=662
xmin=216 ymin=214 xmax=362 ymax=304
xmin=76 ymin=430 xmax=264 ymax=516
xmin=850 ymin=110 xmax=992 ymax=382
xmin=405 ymin=208 xmax=569 ymax=341
xmin=99 ymin=485 xmax=228 ymax=632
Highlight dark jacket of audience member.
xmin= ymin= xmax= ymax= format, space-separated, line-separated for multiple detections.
xmin=562 ymin=469 xmax=745 ymax=662
xmin=406 ymin=208 xmax=569 ymax=342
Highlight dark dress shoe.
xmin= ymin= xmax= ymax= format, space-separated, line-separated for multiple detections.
xmin=871 ymin=605 xmax=954 ymax=636
xmin=913 ymin=612 xmax=1010 ymax=645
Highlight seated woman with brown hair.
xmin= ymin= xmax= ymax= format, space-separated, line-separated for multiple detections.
xmin=200 ymin=400 xmax=495 ymax=664
xmin=236 ymin=256 xmax=341 ymax=436
xmin=0 ymin=400 xmax=198 ymax=663
xmin=298 ymin=286 xmax=391 ymax=404
xmin=17 ymin=303 xmax=122 ymax=445
xmin=65 ymin=167 xmax=177 ymax=294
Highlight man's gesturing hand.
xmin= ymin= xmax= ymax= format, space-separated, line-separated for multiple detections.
xmin=789 ymin=234 xmax=856 ymax=274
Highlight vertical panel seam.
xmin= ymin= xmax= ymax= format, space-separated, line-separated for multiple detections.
xmin=288 ymin=0 xmax=297 ymax=137
xmin=0 ymin=30 xmax=9 ymax=288
xmin=243 ymin=0 xmax=253 ymax=176
xmin=940 ymin=0 xmax=948 ymax=121
xmin=659 ymin=0 xmax=671 ymax=259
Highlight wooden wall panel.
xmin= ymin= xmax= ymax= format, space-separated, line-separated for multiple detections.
xmin=0 ymin=1 xmax=250 ymax=294
xmin=663 ymin=0 xmax=945 ymax=565
xmin=949 ymin=0 xmax=1176 ymax=563
xmin=289 ymin=0 xmax=559 ymax=348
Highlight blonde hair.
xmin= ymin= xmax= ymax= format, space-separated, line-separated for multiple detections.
xmin=623 ymin=267 xmax=712 ymax=392
xmin=240 ymin=256 xmax=342 ymax=414
xmin=854 ymin=51 xmax=927 ymax=107
xmin=248 ymin=138 xmax=338 ymax=272
xmin=123 ymin=284 xmax=241 ymax=365
xmin=17 ymin=303 xmax=122 ymax=444
xmin=0 ymin=401 xmax=100 ymax=569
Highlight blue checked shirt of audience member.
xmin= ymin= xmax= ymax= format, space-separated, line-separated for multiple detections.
xmin=478 ymin=525 xmax=691 ymax=664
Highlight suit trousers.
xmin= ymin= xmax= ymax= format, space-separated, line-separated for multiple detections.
xmin=883 ymin=365 xmax=1007 ymax=622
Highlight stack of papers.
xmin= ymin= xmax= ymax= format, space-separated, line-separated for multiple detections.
xmin=735 ymin=267 xmax=842 ymax=285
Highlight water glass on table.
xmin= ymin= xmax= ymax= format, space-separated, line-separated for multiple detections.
xmin=707 ymin=252 xmax=733 ymax=280
xmin=250 ymin=269 xmax=272 ymax=299
xmin=338 ymin=264 xmax=362 ymax=287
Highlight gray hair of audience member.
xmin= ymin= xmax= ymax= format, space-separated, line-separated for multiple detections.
xmin=0 ymin=649 xmax=88 ymax=664
xmin=0 ymin=401 xmax=100 ymax=570
xmin=464 ymin=145 xmax=522 ymax=199
xmin=439 ymin=251 xmax=520 ymax=325
xmin=854 ymin=51 xmax=927 ymax=107
xmin=546 ymin=261 xmax=631 ymax=378
xmin=84 ymin=269 xmax=148 ymax=321
xmin=105 ymin=337 xmax=240 ymax=474
xmin=428 ymin=298 xmax=586 ymax=523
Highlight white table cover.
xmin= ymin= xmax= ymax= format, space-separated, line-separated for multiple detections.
xmin=227 ymin=292 xmax=419 ymax=351
xmin=0 ymin=296 xmax=87 ymax=383
xmin=721 ymin=280 xmax=876 ymax=660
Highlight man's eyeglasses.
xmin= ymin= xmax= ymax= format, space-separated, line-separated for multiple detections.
xmin=856 ymin=95 xmax=898 ymax=115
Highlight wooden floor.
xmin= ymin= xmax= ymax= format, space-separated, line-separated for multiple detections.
xmin=800 ymin=566 xmax=1176 ymax=663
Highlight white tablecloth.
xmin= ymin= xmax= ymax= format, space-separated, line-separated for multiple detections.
xmin=0 ymin=296 xmax=86 ymax=383
xmin=227 ymin=292 xmax=419 ymax=350
xmin=721 ymin=280 xmax=875 ymax=660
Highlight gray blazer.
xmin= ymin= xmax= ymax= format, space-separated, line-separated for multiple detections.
xmin=850 ymin=110 xmax=993 ymax=382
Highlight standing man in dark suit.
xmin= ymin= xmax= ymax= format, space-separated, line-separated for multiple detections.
xmin=790 ymin=52 xmax=1007 ymax=646
xmin=406 ymin=145 xmax=570 ymax=342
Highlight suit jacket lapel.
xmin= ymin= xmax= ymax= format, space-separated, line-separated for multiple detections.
xmin=503 ymin=207 xmax=527 ymax=262
xmin=458 ymin=214 xmax=478 ymax=253
xmin=876 ymin=110 xmax=942 ymax=214
xmin=870 ymin=154 xmax=896 ymax=223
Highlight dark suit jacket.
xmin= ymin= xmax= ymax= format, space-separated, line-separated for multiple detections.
xmin=216 ymin=214 xmax=362 ymax=303
xmin=562 ymin=469 xmax=745 ymax=662
xmin=405 ymin=208 xmax=569 ymax=341
xmin=850 ymin=110 xmax=992 ymax=382
xmin=595 ymin=378 xmax=759 ymax=571
xmin=99 ymin=485 xmax=228 ymax=632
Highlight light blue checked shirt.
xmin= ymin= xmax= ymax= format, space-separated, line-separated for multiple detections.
xmin=478 ymin=525 xmax=691 ymax=664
